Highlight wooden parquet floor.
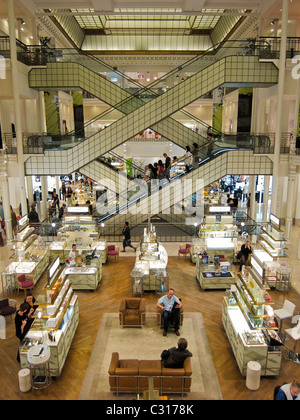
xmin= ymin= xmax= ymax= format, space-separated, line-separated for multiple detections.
xmin=1 ymin=256 xmax=300 ymax=401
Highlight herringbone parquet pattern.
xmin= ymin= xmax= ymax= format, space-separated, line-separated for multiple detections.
xmin=1 ymin=256 xmax=300 ymax=400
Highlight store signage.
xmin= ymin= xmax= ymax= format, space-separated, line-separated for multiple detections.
xmin=270 ymin=213 xmax=280 ymax=228
xmin=48 ymin=256 xmax=60 ymax=280
xmin=67 ymin=206 xmax=89 ymax=213
xmin=209 ymin=206 xmax=231 ymax=213
xmin=18 ymin=215 xmax=28 ymax=227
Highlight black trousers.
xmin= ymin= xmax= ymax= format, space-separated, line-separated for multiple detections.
xmin=163 ymin=307 xmax=180 ymax=332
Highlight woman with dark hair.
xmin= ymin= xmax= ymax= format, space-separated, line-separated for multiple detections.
xmin=15 ymin=302 xmax=30 ymax=362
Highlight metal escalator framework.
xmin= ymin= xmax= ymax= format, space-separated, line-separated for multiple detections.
xmin=25 ymin=53 xmax=278 ymax=176
xmin=26 ymin=39 xmax=276 ymax=158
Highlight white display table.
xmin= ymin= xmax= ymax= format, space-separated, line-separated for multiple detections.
xmin=65 ymin=266 xmax=101 ymax=290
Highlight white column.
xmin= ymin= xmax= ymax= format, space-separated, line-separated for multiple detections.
xmin=285 ymin=165 xmax=297 ymax=240
xmin=38 ymin=91 xmax=47 ymax=133
xmin=1 ymin=176 xmax=13 ymax=241
xmin=263 ymin=176 xmax=270 ymax=222
xmin=26 ymin=176 xmax=33 ymax=207
xmin=271 ymin=0 xmax=289 ymax=215
xmin=40 ymin=175 xmax=48 ymax=221
xmin=249 ymin=175 xmax=257 ymax=221
xmin=7 ymin=0 xmax=27 ymax=215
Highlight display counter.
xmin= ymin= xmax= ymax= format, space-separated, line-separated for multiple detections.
xmin=1 ymin=247 xmax=50 ymax=293
xmin=222 ymin=271 xmax=282 ymax=376
xmin=19 ymin=265 xmax=79 ymax=377
xmin=134 ymin=244 xmax=168 ymax=291
xmin=195 ymin=254 xmax=235 ymax=290
xmin=130 ymin=224 xmax=168 ymax=292
xmin=64 ymin=264 xmax=101 ymax=291
xmin=49 ymin=240 xmax=67 ymax=261
xmin=190 ymin=239 xmax=207 ymax=264
xmin=49 ymin=238 xmax=107 ymax=264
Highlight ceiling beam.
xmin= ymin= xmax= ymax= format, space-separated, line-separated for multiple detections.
xmin=36 ymin=10 xmax=260 ymax=17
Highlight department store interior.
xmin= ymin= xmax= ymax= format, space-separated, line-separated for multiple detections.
xmin=0 ymin=0 xmax=300 ymax=402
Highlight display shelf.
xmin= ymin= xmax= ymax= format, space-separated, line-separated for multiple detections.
xmin=195 ymin=254 xmax=235 ymax=290
xmin=258 ymin=221 xmax=287 ymax=259
xmin=222 ymin=297 xmax=282 ymax=376
xmin=131 ymin=223 xmax=168 ymax=292
xmin=19 ymin=265 xmax=79 ymax=377
xmin=64 ymin=264 xmax=101 ymax=291
xmin=222 ymin=268 xmax=282 ymax=376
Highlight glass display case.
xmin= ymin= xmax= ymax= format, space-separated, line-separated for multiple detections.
xmin=197 ymin=216 xmax=238 ymax=262
xmin=155 ymin=269 xmax=169 ymax=295
xmin=131 ymin=266 xmax=148 ymax=296
xmin=275 ymin=262 xmax=292 ymax=292
xmin=222 ymin=268 xmax=282 ymax=376
xmin=195 ymin=254 xmax=235 ymax=290
xmin=132 ymin=223 xmax=168 ymax=292
xmin=19 ymin=261 xmax=79 ymax=377
xmin=190 ymin=238 xmax=207 ymax=264
xmin=258 ymin=218 xmax=287 ymax=259
xmin=64 ymin=265 xmax=101 ymax=291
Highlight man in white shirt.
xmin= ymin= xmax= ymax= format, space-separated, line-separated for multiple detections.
xmin=67 ymin=244 xmax=77 ymax=267
xmin=157 ymin=288 xmax=182 ymax=337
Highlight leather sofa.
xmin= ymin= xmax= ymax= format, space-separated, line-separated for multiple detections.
xmin=119 ymin=298 xmax=146 ymax=327
xmin=108 ymin=352 xmax=192 ymax=395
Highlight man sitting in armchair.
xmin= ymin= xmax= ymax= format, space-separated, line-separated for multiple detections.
xmin=157 ymin=288 xmax=182 ymax=337
xmin=161 ymin=338 xmax=193 ymax=368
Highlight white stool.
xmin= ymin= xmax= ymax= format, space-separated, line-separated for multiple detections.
xmin=18 ymin=368 xmax=31 ymax=392
xmin=246 ymin=361 xmax=261 ymax=390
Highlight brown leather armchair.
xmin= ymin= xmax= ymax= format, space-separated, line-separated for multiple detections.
xmin=119 ymin=297 xmax=146 ymax=327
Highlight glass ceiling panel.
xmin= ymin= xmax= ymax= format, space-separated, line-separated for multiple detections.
xmin=70 ymin=8 xmax=223 ymax=30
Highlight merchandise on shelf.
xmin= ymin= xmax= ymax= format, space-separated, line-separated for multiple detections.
xmin=222 ymin=268 xmax=282 ymax=376
xmin=131 ymin=223 xmax=168 ymax=293
xmin=19 ymin=259 xmax=79 ymax=377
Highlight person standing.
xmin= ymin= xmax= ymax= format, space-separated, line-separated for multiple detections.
xmin=121 ymin=222 xmax=136 ymax=252
xmin=247 ymin=192 xmax=251 ymax=215
xmin=157 ymin=159 xmax=165 ymax=180
xmin=52 ymin=191 xmax=60 ymax=211
xmin=15 ymin=302 xmax=30 ymax=362
xmin=180 ymin=146 xmax=192 ymax=172
xmin=163 ymin=153 xmax=171 ymax=182
xmin=66 ymin=244 xmax=77 ymax=266
xmin=157 ymin=288 xmax=182 ymax=337
xmin=59 ymin=203 xmax=67 ymax=219
xmin=10 ymin=205 xmax=17 ymax=238
xmin=61 ymin=183 xmax=66 ymax=201
xmin=28 ymin=203 xmax=40 ymax=224
xmin=24 ymin=293 xmax=38 ymax=328
xmin=0 ymin=218 xmax=4 ymax=246
xmin=0 ymin=201 xmax=4 ymax=220
xmin=66 ymin=186 xmax=73 ymax=207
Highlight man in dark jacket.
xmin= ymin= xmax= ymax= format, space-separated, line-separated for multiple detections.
xmin=121 ymin=221 xmax=136 ymax=252
xmin=161 ymin=338 xmax=192 ymax=368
